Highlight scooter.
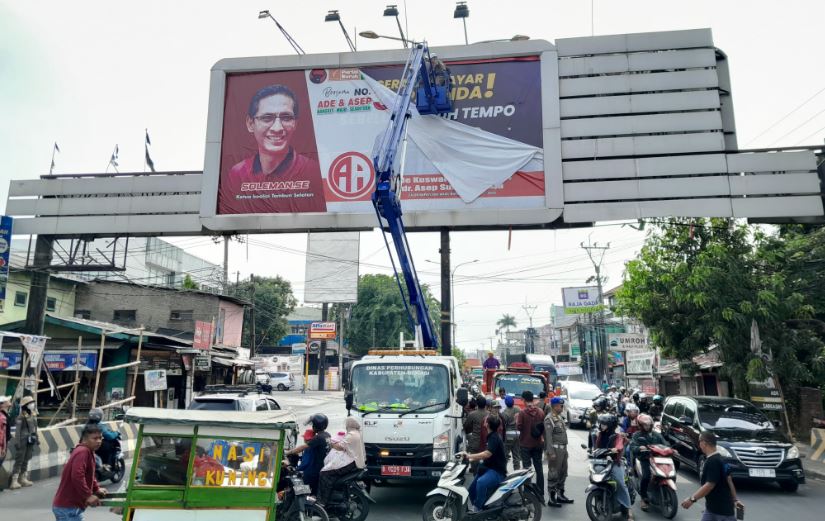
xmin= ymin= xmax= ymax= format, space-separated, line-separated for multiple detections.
xmin=583 ymin=445 xmax=636 ymax=521
xmin=276 ymin=465 xmax=330 ymax=521
xmin=95 ymin=433 xmax=126 ymax=484
xmin=422 ymin=454 xmax=542 ymax=521
xmin=322 ymin=468 xmax=375 ymax=521
xmin=631 ymin=445 xmax=678 ymax=519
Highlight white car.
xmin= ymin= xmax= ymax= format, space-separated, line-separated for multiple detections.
xmin=188 ymin=385 xmax=282 ymax=412
xmin=562 ymin=381 xmax=602 ymax=428
xmin=263 ymin=371 xmax=294 ymax=391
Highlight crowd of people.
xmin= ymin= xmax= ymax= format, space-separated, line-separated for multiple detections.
xmin=461 ymin=384 xmax=744 ymax=521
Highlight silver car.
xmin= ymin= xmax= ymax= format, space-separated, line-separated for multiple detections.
xmin=562 ymin=381 xmax=602 ymax=427
xmin=263 ymin=371 xmax=294 ymax=391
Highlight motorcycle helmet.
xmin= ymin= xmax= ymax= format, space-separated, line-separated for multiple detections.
xmin=638 ymin=414 xmax=654 ymax=431
xmin=307 ymin=413 xmax=329 ymax=432
xmin=624 ymin=403 xmax=639 ymax=416
xmin=619 ymin=386 xmax=626 ymax=394
xmin=88 ymin=408 xmax=104 ymax=423
xmin=632 ymin=391 xmax=640 ymax=404
xmin=652 ymin=394 xmax=664 ymax=406
xmin=638 ymin=392 xmax=649 ymax=401
xmin=598 ymin=414 xmax=618 ymax=432
xmin=592 ymin=396 xmax=608 ymax=412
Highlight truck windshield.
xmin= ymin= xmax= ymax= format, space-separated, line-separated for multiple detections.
xmin=495 ymin=374 xmax=545 ymax=397
xmin=352 ymin=363 xmax=450 ymax=412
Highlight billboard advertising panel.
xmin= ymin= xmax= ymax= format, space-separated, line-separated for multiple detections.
xmin=201 ymin=41 xmax=563 ymax=232
xmin=561 ymin=286 xmax=603 ymax=315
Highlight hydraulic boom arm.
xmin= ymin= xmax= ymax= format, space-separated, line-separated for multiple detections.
xmin=372 ymin=43 xmax=453 ymax=349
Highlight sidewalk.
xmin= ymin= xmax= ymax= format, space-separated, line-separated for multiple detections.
xmin=799 ymin=442 xmax=825 ymax=481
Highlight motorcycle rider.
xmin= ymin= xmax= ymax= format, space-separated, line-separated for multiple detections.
xmin=594 ymin=414 xmax=634 ymax=521
xmin=86 ymin=408 xmax=120 ymax=473
xmin=285 ymin=414 xmax=330 ymax=494
xmin=648 ymin=395 xmax=664 ymax=421
xmin=544 ymin=397 xmax=573 ymax=507
xmin=621 ymin=403 xmax=641 ymax=437
xmin=586 ymin=396 xmax=609 ymax=450
xmin=462 ymin=414 xmax=507 ymax=512
xmin=630 ymin=414 xmax=668 ymax=512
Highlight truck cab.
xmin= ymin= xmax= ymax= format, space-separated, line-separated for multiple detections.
xmin=345 ymin=350 xmax=467 ymax=483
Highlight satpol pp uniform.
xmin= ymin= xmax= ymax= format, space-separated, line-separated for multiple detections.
xmin=544 ymin=397 xmax=574 ymax=507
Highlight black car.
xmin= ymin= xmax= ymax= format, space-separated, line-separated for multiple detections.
xmin=661 ymin=396 xmax=805 ymax=492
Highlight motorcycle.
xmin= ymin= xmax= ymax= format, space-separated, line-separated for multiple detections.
xmin=322 ymin=468 xmax=375 ymax=521
xmin=94 ymin=432 xmax=126 ymax=484
xmin=422 ymin=454 xmax=542 ymax=521
xmin=582 ymin=445 xmax=636 ymax=521
xmin=276 ymin=465 xmax=330 ymax=521
xmin=630 ymin=445 xmax=678 ymax=519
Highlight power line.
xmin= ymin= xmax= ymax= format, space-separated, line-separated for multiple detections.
xmin=744 ymin=85 xmax=825 ymax=147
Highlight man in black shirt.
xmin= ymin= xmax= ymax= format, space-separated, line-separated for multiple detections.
xmin=463 ymin=415 xmax=507 ymax=511
xmin=681 ymin=431 xmax=744 ymax=521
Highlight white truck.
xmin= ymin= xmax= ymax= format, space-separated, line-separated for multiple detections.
xmin=345 ymin=350 xmax=468 ymax=484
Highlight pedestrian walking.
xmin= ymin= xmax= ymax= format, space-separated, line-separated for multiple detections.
xmin=52 ymin=424 xmax=107 ymax=520
xmin=681 ymin=432 xmax=745 ymax=521
xmin=500 ymin=396 xmax=521 ymax=470
xmin=516 ymin=390 xmax=545 ymax=499
xmin=0 ymin=396 xmax=11 ymax=473
xmin=9 ymin=395 xmax=38 ymax=490
xmin=544 ymin=396 xmax=573 ymax=507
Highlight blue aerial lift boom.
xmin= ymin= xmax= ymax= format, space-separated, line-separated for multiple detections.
xmin=372 ymin=43 xmax=453 ymax=349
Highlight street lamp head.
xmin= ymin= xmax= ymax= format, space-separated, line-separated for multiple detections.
xmin=383 ymin=4 xmax=400 ymax=17
xmin=325 ymin=10 xmax=341 ymax=22
xmin=359 ymin=30 xmax=380 ymax=39
xmin=258 ymin=10 xmax=270 ymax=19
xmin=453 ymin=1 xmax=469 ymax=19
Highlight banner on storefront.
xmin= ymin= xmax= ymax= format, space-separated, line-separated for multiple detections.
xmin=626 ymin=349 xmax=655 ymax=375
xmin=607 ymin=333 xmax=648 ymax=350
xmin=0 ymin=215 xmax=12 ymax=301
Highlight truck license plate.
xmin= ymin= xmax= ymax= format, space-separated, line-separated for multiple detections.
xmin=748 ymin=468 xmax=775 ymax=478
xmin=381 ymin=465 xmax=411 ymax=476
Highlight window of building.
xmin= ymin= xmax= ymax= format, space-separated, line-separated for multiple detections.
xmin=113 ymin=309 xmax=137 ymax=322
xmin=46 ymin=297 xmax=57 ymax=312
xmin=75 ymin=310 xmax=91 ymax=319
xmin=14 ymin=291 xmax=27 ymax=307
xmin=170 ymin=310 xmax=194 ymax=321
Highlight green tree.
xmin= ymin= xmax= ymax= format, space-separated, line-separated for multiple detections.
xmin=617 ymin=218 xmax=825 ymax=404
xmin=181 ymin=274 xmax=199 ymax=290
xmin=344 ymin=274 xmax=440 ymax=355
xmin=496 ymin=314 xmax=517 ymax=334
xmin=452 ymin=346 xmax=467 ymax=368
xmin=235 ymin=275 xmax=297 ymax=348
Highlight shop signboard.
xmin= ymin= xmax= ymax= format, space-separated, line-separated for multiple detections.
xmin=607 ymin=333 xmax=648 ymax=350
xmin=626 ymin=349 xmax=656 ymax=375
xmin=749 ymin=377 xmax=784 ymax=411
xmin=43 ymin=351 xmax=98 ymax=371
xmin=561 ymin=286 xmax=603 ymax=315
xmin=194 ymin=354 xmax=212 ymax=371
xmin=144 ymin=369 xmax=168 ymax=391
xmin=570 ymin=344 xmax=580 ymax=358
xmin=0 ymin=215 xmax=11 ymax=301
xmin=556 ymin=362 xmax=583 ymax=376
xmin=291 ymin=343 xmax=306 ymax=355
xmin=309 ymin=322 xmax=336 ymax=340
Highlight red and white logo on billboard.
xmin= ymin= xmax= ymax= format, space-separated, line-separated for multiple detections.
xmin=326 ymin=151 xmax=375 ymax=201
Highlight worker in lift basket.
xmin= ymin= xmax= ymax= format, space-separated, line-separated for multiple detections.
xmin=482 ymin=352 xmax=500 ymax=370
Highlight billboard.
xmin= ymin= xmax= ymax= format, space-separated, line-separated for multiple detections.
xmin=309 ymin=321 xmax=336 ymax=340
xmin=193 ymin=320 xmax=214 ymax=350
xmin=626 ymin=349 xmax=656 ymax=375
xmin=304 ymin=232 xmax=359 ymax=304
xmin=201 ymin=41 xmax=563 ymax=231
xmin=561 ymin=286 xmax=603 ymax=315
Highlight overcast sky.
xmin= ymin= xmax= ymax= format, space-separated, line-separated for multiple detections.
xmin=2 ymin=0 xmax=824 ymax=352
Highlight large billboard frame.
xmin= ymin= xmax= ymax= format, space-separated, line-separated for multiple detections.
xmin=200 ymin=40 xmax=563 ymax=233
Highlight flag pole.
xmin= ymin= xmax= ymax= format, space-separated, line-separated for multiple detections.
xmin=49 ymin=142 xmax=58 ymax=175
xmin=143 ymin=128 xmax=147 ymax=173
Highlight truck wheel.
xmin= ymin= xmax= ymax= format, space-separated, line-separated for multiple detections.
xmin=422 ymin=495 xmax=460 ymax=521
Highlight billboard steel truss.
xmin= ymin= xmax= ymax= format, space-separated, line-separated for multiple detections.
xmin=5 ymin=29 xmax=823 ymax=238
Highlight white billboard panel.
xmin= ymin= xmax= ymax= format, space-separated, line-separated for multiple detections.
xmin=561 ymin=286 xmax=602 ymax=314
xmin=304 ymin=232 xmax=359 ymax=304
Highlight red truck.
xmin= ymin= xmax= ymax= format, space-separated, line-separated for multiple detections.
xmin=482 ymin=363 xmax=551 ymax=408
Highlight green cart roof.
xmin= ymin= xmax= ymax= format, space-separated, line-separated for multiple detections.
xmin=125 ymin=407 xmax=298 ymax=430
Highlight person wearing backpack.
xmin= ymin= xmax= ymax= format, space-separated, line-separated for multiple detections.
xmin=516 ymin=391 xmax=546 ymax=500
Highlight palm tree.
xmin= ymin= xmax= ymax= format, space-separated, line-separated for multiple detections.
xmin=496 ymin=314 xmax=517 ymax=334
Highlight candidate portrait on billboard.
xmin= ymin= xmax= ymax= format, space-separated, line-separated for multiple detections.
xmin=218 ymin=71 xmax=326 ymax=214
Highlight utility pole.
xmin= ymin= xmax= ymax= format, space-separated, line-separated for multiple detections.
xmin=439 ymin=228 xmax=452 ymax=356
xmin=222 ymin=236 xmax=229 ymax=294
xmin=318 ymin=303 xmax=329 ymax=390
xmin=249 ymin=273 xmax=256 ymax=358
xmin=581 ymin=239 xmax=610 ymax=384
xmin=24 ymin=236 xmax=54 ymax=335
xmin=522 ymin=304 xmax=537 ymax=354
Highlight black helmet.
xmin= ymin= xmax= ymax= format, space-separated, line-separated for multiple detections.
xmin=88 ymin=408 xmax=104 ymax=423
xmin=307 ymin=413 xmax=329 ymax=432
xmin=592 ymin=396 xmax=608 ymax=411
xmin=632 ymin=391 xmax=640 ymax=403
xmin=598 ymin=413 xmax=618 ymax=431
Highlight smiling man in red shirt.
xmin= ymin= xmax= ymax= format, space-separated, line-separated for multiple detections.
xmin=221 ymin=84 xmax=327 ymax=214
xmin=52 ymin=424 xmax=107 ymax=520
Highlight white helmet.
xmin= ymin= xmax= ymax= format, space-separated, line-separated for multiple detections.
xmin=625 ymin=403 xmax=639 ymax=415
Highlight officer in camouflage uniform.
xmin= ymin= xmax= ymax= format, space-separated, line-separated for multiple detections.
xmin=544 ymin=396 xmax=574 ymax=507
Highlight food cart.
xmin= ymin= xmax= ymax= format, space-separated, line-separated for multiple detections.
xmin=106 ymin=407 xmax=298 ymax=521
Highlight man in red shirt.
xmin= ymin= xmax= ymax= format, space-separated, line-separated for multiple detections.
xmin=52 ymin=425 xmax=107 ymax=520
xmin=516 ymin=390 xmax=546 ymax=500
xmin=220 ymin=84 xmax=327 ymax=214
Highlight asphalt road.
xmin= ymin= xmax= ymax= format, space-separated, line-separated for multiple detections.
xmin=1 ymin=390 xmax=822 ymax=521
